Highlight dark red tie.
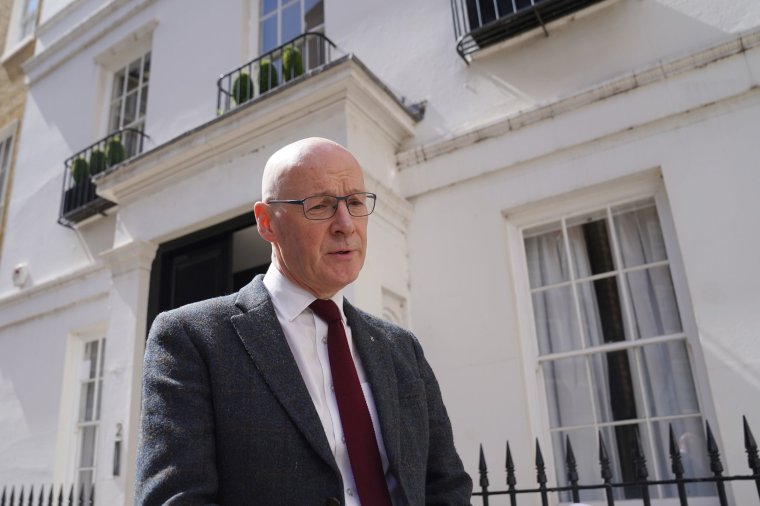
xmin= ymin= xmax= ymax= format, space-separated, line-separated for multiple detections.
xmin=310 ymin=299 xmax=392 ymax=506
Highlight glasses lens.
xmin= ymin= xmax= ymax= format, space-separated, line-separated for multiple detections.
xmin=346 ymin=193 xmax=373 ymax=217
xmin=303 ymin=195 xmax=338 ymax=219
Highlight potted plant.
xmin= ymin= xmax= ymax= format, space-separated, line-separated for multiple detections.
xmin=232 ymin=72 xmax=254 ymax=105
xmin=106 ymin=137 xmax=126 ymax=166
xmin=89 ymin=149 xmax=108 ymax=175
xmin=258 ymin=59 xmax=279 ymax=94
xmin=282 ymin=46 xmax=304 ymax=81
xmin=64 ymin=157 xmax=95 ymax=213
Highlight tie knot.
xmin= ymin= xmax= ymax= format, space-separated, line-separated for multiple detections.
xmin=310 ymin=298 xmax=342 ymax=323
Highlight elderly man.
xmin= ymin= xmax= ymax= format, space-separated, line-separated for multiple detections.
xmin=135 ymin=138 xmax=472 ymax=505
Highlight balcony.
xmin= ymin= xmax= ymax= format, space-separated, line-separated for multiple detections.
xmin=217 ymin=32 xmax=343 ymax=115
xmin=451 ymin=0 xmax=608 ymax=61
xmin=58 ymin=128 xmax=149 ymax=227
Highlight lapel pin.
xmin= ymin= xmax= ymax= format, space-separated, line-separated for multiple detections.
xmin=370 ymin=335 xmax=376 ymax=342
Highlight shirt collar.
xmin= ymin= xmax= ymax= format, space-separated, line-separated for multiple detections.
xmin=263 ymin=264 xmax=346 ymax=323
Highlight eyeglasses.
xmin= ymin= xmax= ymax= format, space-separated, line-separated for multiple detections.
xmin=267 ymin=192 xmax=377 ymax=220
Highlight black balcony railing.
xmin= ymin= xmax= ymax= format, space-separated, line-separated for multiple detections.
xmin=58 ymin=128 xmax=149 ymax=227
xmin=217 ymin=32 xmax=341 ymax=115
xmin=451 ymin=0 xmax=608 ymax=61
xmin=0 ymin=483 xmax=93 ymax=506
xmin=475 ymin=416 xmax=760 ymax=505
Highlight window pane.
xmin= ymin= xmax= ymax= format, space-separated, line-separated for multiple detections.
xmin=139 ymin=85 xmax=149 ymax=117
xmin=85 ymin=341 xmax=98 ymax=378
xmin=111 ymin=69 xmax=125 ymax=99
xmin=598 ymin=423 xmax=658 ymax=499
xmin=95 ymin=378 xmax=103 ymax=419
xmin=261 ymin=16 xmax=278 ymax=53
xmin=614 ymin=199 xmax=668 ymax=268
xmin=79 ymin=381 xmax=95 ymax=421
xmin=524 ymin=223 xmax=568 ymax=288
xmin=79 ymin=426 xmax=97 ymax=467
xmin=109 ymin=101 xmax=122 ymax=132
xmin=567 ymin=211 xmax=616 ymax=278
xmin=543 ymin=355 xmax=594 ymax=428
xmin=304 ymin=0 xmax=323 ymax=30
xmin=281 ymin=2 xmax=301 ymax=43
xmin=262 ymin=0 xmax=277 ymax=15
xmin=589 ymin=349 xmax=639 ymax=423
xmin=124 ymin=91 xmax=138 ymax=125
xmin=578 ymin=276 xmax=628 ymax=345
xmin=532 ymin=285 xmax=582 ymax=354
xmin=142 ymin=52 xmax=151 ymax=83
xmin=639 ymin=341 xmax=698 ymax=416
xmin=627 ymin=266 xmax=682 ymax=338
xmin=127 ymin=59 xmax=141 ymax=92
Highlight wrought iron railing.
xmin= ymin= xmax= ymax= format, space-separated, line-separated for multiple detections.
xmin=475 ymin=416 xmax=760 ymax=505
xmin=216 ymin=32 xmax=342 ymax=115
xmin=58 ymin=128 xmax=149 ymax=227
xmin=451 ymin=0 xmax=608 ymax=61
xmin=0 ymin=483 xmax=94 ymax=506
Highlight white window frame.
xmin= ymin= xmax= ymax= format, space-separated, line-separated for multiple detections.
xmin=53 ymin=328 xmax=108 ymax=495
xmin=2 ymin=0 xmax=39 ymax=58
xmin=258 ymin=0 xmax=324 ymax=54
xmin=504 ymin=170 xmax=715 ymax=501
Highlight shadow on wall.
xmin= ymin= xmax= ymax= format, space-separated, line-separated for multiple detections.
xmin=468 ymin=0 xmax=732 ymax=104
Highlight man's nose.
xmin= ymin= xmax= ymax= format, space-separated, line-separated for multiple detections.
xmin=330 ymin=200 xmax=356 ymax=231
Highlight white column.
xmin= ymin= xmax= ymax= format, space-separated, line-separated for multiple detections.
xmin=97 ymin=240 xmax=157 ymax=506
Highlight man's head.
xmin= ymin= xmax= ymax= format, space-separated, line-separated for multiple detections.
xmin=254 ymin=138 xmax=370 ymax=299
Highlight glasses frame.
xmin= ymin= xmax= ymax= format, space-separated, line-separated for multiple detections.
xmin=267 ymin=191 xmax=377 ymax=220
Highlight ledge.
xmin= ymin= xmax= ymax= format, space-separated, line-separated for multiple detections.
xmin=95 ymin=55 xmax=419 ymax=205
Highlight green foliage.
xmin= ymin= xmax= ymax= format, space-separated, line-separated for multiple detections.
xmin=89 ymin=149 xmax=108 ymax=175
xmin=70 ymin=157 xmax=89 ymax=184
xmin=106 ymin=137 xmax=126 ymax=166
xmin=258 ymin=59 xmax=279 ymax=94
xmin=282 ymin=46 xmax=304 ymax=82
xmin=232 ymin=72 xmax=255 ymax=105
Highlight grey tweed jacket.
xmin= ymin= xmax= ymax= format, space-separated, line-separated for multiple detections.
xmin=135 ymin=275 xmax=472 ymax=506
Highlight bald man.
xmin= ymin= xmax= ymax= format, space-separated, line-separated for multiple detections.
xmin=135 ymin=138 xmax=472 ymax=505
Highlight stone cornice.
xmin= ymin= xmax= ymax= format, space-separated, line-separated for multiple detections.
xmin=101 ymin=240 xmax=157 ymax=277
xmin=95 ymin=56 xmax=417 ymax=205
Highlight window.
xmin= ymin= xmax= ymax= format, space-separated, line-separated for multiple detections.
xmin=74 ymin=338 xmax=106 ymax=500
xmin=0 ymin=130 xmax=14 ymax=220
xmin=259 ymin=0 xmax=324 ymax=53
xmin=522 ymin=197 xmax=712 ymax=501
xmin=18 ymin=0 xmax=39 ymax=41
xmin=107 ymin=52 xmax=150 ymax=157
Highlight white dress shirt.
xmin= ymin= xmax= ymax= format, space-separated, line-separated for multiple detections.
xmin=263 ymin=266 xmax=401 ymax=505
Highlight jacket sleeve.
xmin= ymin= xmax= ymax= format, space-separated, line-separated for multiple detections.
xmin=412 ymin=337 xmax=474 ymax=505
xmin=134 ymin=311 xmax=220 ymax=506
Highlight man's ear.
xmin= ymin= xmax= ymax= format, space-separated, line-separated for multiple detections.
xmin=254 ymin=201 xmax=275 ymax=243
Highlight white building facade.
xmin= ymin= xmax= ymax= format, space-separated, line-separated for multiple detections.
xmin=1 ymin=0 xmax=759 ymax=504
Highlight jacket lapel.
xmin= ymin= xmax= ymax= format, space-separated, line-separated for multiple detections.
xmin=231 ymin=276 xmax=337 ymax=473
xmin=343 ymin=300 xmax=402 ymax=482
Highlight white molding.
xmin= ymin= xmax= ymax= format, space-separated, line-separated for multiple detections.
xmin=95 ymin=57 xmax=416 ymax=205
xmin=100 ymin=239 xmax=157 ymax=277
xmin=397 ymin=27 xmax=760 ymax=172
xmin=0 ymin=264 xmax=110 ymax=330
xmin=23 ymin=0 xmax=159 ymax=85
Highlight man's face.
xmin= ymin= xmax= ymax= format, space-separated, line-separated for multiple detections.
xmin=257 ymin=143 xmax=369 ymax=299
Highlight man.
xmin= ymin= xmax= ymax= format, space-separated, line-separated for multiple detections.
xmin=135 ymin=138 xmax=472 ymax=505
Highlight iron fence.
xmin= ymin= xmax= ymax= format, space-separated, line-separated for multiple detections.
xmin=0 ymin=484 xmax=93 ymax=506
xmin=216 ymin=32 xmax=343 ymax=115
xmin=58 ymin=127 xmax=149 ymax=227
xmin=475 ymin=417 xmax=760 ymax=505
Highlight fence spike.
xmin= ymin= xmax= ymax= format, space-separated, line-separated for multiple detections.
xmin=706 ymin=420 xmax=724 ymax=475
xmin=1 ymin=486 xmax=6 ymax=506
xmin=57 ymin=484 xmax=63 ymax=506
xmin=19 ymin=486 xmax=25 ymax=506
xmin=744 ymin=416 xmax=760 ymax=473
xmin=89 ymin=483 xmax=95 ymax=506
xmin=26 ymin=486 xmax=33 ymax=506
xmin=37 ymin=485 xmax=45 ymax=506
xmin=566 ymin=435 xmax=580 ymax=503
xmin=535 ymin=439 xmax=547 ymax=485
xmin=506 ymin=442 xmax=516 ymax=487
xmin=632 ymin=429 xmax=649 ymax=481
xmin=669 ymin=424 xmax=685 ymax=478
xmin=479 ymin=444 xmax=490 ymax=490
xmin=598 ymin=432 xmax=612 ymax=482
xmin=67 ymin=485 xmax=73 ymax=506
xmin=9 ymin=488 xmax=15 ymax=506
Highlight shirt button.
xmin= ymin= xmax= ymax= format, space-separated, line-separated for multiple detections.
xmin=322 ymin=336 xmax=327 ymax=344
xmin=331 ymin=384 xmax=335 ymax=391
xmin=341 ymin=435 xmax=346 ymax=444
xmin=346 ymin=488 xmax=354 ymax=497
